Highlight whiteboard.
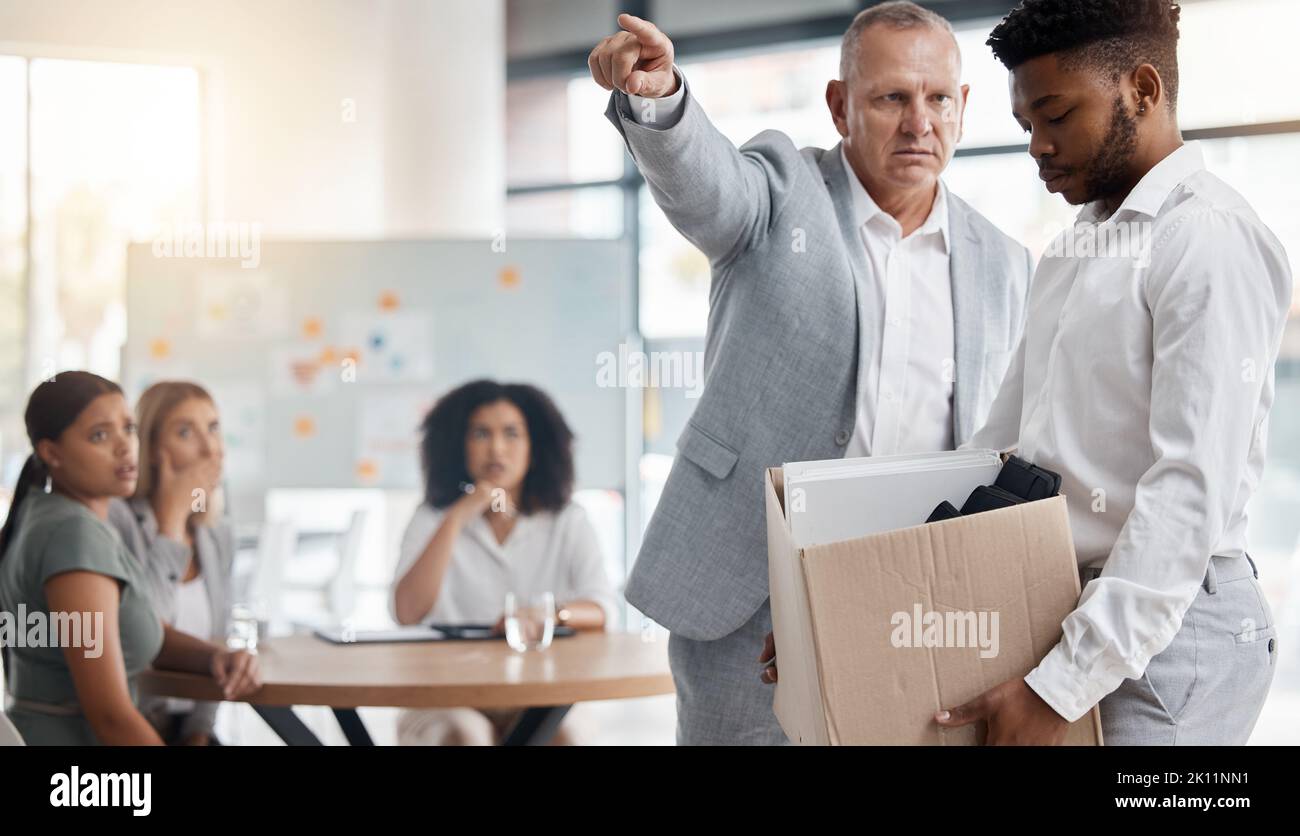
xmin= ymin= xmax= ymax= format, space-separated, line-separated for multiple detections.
xmin=124 ymin=239 xmax=632 ymax=514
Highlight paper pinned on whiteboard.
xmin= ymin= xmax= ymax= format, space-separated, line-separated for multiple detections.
xmin=355 ymin=390 xmax=433 ymax=489
xmin=339 ymin=311 xmax=434 ymax=383
xmin=269 ymin=345 xmax=339 ymax=396
xmin=196 ymin=270 xmax=290 ymax=340
xmin=204 ymin=382 xmax=266 ymax=485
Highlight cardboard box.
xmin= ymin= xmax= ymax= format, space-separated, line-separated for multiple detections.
xmin=766 ymin=467 xmax=1103 ymax=745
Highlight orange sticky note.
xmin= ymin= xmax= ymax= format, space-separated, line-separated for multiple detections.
xmin=149 ymin=339 xmax=171 ymax=360
xmin=302 ymin=317 xmax=323 ymax=339
xmin=292 ymin=416 xmax=317 ymax=438
xmin=318 ymin=346 xmax=339 ymax=365
xmin=356 ymin=459 xmax=379 ymax=483
xmin=498 ymin=266 xmax=521 ymax=289
xmin=378 ymin=291 xmax=400 ymax=311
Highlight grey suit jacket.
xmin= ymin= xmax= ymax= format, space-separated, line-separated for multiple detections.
xmin=607 ymin=79 xmax=1035 ymax=642
xmin=107 ymin=496 xmax=234 ymax=739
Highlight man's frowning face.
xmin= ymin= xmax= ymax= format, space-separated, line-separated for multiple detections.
xmin=831 ymin=23 xmax=968 ymax=194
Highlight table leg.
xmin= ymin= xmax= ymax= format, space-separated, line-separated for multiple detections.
xmin=254 ymin=705 xmax=325 ymax=746
xmin=501 ymin=705 xmax=571 ymax=746
xmin=333 ymin=708 xmax=375 ymax=746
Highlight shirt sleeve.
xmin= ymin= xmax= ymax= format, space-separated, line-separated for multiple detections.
xmin=625 ymin=66 xmax=686 ymax=130
xmin=1024 ymin=208 xmax=1294 ymax=722
xmin=560 ymin=504 xmax=620 ymax=630
xmin=964 ymin=327 xmax=1028 ymax=453
xmin=36 ymin=515 xmax=133 ymax=588
xmin=388 ymin=504 xmax=443 ymax=624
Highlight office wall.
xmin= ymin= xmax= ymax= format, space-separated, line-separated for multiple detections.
xmin=0 ymin=0 xmax=505 ymax=238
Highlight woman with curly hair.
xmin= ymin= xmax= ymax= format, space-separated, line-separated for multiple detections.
xmin=390 ymin=379 xmax=617 ymax=745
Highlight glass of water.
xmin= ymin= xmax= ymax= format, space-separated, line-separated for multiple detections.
xmin=227 ymin=603 xmax=260 ymax=654
xmin=503 ymin=592 xmax=556 ymax=653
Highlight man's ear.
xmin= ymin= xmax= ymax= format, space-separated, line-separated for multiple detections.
xmin=1132 ymin=63 xmax=1163 ymax=113
xmin=826 ymin=79 xmax=850 ymax=138
xmin=955 ymin=83 xmax=971 ymax=144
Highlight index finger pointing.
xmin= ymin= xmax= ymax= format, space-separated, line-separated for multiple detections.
xmin=617 ymin=13 xmax=664 ymax=46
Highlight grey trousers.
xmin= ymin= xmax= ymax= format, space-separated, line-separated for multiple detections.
xmin=668 ymin=598 xmax=789 ymax=745
xmin=1093 ymin=554 xmax=1278 ymax=745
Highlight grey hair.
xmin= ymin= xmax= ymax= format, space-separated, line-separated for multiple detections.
xmin=840 ymin=1 xmax=959 ymax=82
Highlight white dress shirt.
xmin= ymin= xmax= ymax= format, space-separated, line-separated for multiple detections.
xmin=389 ymin=502 xmax=620 ymax=627
xmin=968 ymin=142 xmax=1294 ymax=722
xmin=629 ymin=69 xmax=957 ymax=457
xmin=839 ymin=145 xmax=954 ymax=456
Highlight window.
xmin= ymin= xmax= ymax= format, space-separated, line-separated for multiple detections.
xmin=0 ymin=57 xmax=26 ymax=433
xmin=28 ymin=59 xmax=201 ymax=381
xmin=506 ymin=185 xmax=624 ymax=239
xmin=0 ymin=55 xmax=202 ymax=491
xmin=506 ymin=75 xmax=625 ymax=188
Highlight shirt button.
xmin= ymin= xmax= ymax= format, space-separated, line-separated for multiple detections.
xmin=835 ymin=430 xmax=851 ymax=446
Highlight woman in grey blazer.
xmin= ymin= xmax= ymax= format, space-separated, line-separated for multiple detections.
xmin=108 ymin=381 xmax=234 ymax=745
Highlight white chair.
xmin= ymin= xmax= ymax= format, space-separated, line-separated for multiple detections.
xmin=249 ymin=518 xmax=299 ymax=626
xmin=327 ymin=509 xmax=369 ymax=621
xmin=1 ymin=655 xmax=26 ymax=746
xmin=0 ymin=712 xmax=23 ymax=746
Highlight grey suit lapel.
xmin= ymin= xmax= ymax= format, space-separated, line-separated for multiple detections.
xmin=947 ymin=195 xmax=988 ymax=447
xmin=819 ymin=143 xmax=870 ymax=437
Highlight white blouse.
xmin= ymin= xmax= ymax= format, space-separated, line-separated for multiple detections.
xmin=389 ymin=501 xmax=620 ymax=628
xmin=166 ymin=574 xmax=211 ymax=714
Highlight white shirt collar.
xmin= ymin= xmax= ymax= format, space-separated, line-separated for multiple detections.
xmin=839 ymin=144 xmax=950 ymax=253
xmin=1078 ymin=141 xmax=1206 ymax=223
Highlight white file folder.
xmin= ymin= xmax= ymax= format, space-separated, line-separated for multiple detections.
xmin=783 ymin=449 xmax=1003 ymax=548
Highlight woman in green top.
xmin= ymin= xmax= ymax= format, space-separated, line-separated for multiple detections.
xmin=0 ymin=372 xmax=260 ymax=745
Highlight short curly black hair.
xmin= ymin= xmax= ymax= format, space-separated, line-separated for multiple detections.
xmin=420 ymin=379 xmax=575 ymax=514
xmin=988 ymin=0 xmax=1181 ymax=107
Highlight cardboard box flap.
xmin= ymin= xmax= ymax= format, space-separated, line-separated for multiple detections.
xmin=765 ymin=467 xmax=830 ymax=746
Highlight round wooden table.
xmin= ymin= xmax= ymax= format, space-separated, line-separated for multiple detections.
xmin=139 ymin=631 xmax=673 ymax=745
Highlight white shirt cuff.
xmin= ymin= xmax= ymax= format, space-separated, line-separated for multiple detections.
xmin=1024 ymin=641 xmax=1117 ymax=723
xmin=626 ymin=66 xmax=686 ymax=129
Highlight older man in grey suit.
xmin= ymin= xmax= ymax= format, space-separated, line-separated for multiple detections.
xmin=590 ymin=2 xmax=1034 ymax=744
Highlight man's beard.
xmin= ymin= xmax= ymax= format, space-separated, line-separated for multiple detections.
xmin=1079 ymin=95 xmax=1139 ymax=205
